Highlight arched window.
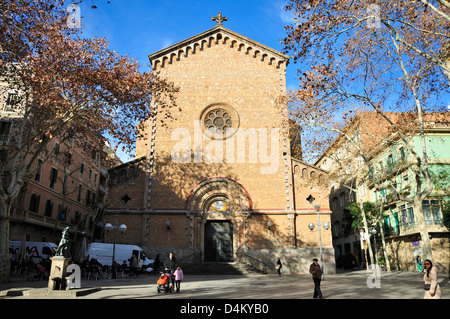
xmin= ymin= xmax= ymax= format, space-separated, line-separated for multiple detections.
xmin=208 ymin=200 xmax=230 ymax=212
xmin=29 ymin=194 xmax=40 ymax=213
xmin=44 ymin=199 xmax=53 ymax=217
xmin=301 ymin=168 xmax=307 ymax=178
xmin=333 ymin=221 xmax=340 ymax=237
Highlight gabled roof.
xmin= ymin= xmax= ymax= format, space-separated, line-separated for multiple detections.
xmin=148 ymin=25 xmax=289 ymax=71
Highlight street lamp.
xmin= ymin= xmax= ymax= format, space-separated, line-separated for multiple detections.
xmin=308 ymin=204 xmax=330 ymax=280
xmin=105 ymin=214 xmax=127 ymax=267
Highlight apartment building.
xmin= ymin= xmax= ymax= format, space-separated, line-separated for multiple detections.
xmin=1 ymin=79 xmax=117 ymax=260
xmin=316 ymin=111 xmax=450 ymax=273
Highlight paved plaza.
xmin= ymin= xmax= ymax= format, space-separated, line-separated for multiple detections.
xmin=1 ymin=269 xmax=448 ymax=318
xmin=1 ymin=269 xmax=448 ymax=300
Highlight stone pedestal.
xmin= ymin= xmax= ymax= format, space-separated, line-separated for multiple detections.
xmin=48 ymin=257 xmax=69 ymax=290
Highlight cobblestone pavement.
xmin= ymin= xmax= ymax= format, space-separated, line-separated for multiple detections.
xmin=0 ymin=269 xmax=448 ymax=300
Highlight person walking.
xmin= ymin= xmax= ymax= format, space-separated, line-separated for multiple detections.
xmin=165 ymin=252 xmax=176 ymax=289
xmin=423 ymin=259 xmax=441 ymax=299
xmin=309 ymin=258 xmax=324 ymax=299
xmin=129 ymin=254 xmax=139 ymax=276
xmin=276 ymin=257 xmax=282 ymax=276
xmin=173 ymin=265 xmax=184 ymax=293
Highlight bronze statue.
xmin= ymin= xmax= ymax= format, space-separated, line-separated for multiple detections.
xmin=56 ymin=227 xmax=70 ymax=257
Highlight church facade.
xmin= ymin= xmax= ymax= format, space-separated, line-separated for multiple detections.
xmin=104 ymin=15 xmax=335 ymax=274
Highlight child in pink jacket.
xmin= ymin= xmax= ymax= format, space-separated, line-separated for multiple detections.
xmin=173 ymin=265 xmax=184 ymax=293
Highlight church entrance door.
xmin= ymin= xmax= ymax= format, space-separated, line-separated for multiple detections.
xmin=204 ymin=221 xmax=233 ymax=262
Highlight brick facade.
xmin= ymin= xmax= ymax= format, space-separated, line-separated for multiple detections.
xmin=105 ymin=25 xmax=335 ymax=274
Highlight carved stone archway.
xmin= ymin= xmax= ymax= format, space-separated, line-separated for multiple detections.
xmin=185 ymin=177 xmax=252 ymax=262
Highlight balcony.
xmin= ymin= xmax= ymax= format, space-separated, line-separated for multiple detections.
xmin=382 ymin=214 xmax=446 ymax=238
xmin=11 ymin=208 xmax=77 ymax=231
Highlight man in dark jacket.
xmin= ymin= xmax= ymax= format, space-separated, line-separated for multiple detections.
xmin=165 ymin=252 xmax=176 ymax=289
xmin=309 ymin=258 xmax=324 ymax=299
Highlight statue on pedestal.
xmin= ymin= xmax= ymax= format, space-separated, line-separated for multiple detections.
xmin=56 ymin=227 xmax=70 ymax=258
xmin=49 ymin=227 xmax=71 ymax=290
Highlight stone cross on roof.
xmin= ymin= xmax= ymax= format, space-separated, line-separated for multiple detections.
xmin=212 ymin=12 xmax=227 ymax=26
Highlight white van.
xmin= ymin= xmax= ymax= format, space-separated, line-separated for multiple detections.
xmin=9 ymin=241 xmax=57 ymax=263
xmin=86 ymin=243 xmax=154 ymax=272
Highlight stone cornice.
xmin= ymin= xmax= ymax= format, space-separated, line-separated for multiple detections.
xmin=148 ymin=26 xmax=289 ymax=71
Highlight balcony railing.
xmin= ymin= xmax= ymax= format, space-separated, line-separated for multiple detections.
xmin=11 ymin=208 xmax=85 ymax=230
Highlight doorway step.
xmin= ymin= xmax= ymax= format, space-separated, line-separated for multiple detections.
xmin=182 ymin=262 xmax=267 ymax=275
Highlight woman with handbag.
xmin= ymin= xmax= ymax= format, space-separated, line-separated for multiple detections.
xmin=276 ymin=257 xmax=282 ymax=276
xmin=423 ymin=259 xmax=441 ymax=299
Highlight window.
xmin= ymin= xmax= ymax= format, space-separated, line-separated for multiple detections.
xmin=0 ymin=121 xmax=11 ymax=141
xmin=400 ymin=204 xmax=408 ymax=227
xmin=35 ymin=159 xmax=43 ymax=182
xmin=382 ymin=215 xmax=391 ymax=235
xmin=86 ymin=189 xmax=91 ymax=206
xmin=402 ymin=173 xmax=410 ymax=187
xmin=4 ymin=91 xmax=20 ymax=112
xmin=29 ymin=194 xmax=40 ymax=213
xmin=400 ymin=204 xmax=415 ymax=227
xmin=407 ymin=204 xmax=415 ymax=226
xmin=333 ymin=221 xmax=340 ymax=237
xmin=204 ymin=108 xmax=233 ymax=136
xmin=54 ymin=143 xmax=60 ymax=155
xmin=88 ymin=169 xmax=92 ymax=184
xmin=66 ymin=152 xmax=72 ymax=165
xmin=77 ymin=185 xmax=82 ymax=202
xmin=423 ymin=200 xmax=442 ymax=225
xmin=332 ymin=197 xmax=338 ymax=210
xmin=431 ymin=200 xmax=442 ymax=224
xmin=399 ymin=147 xmax=406 ymax=162
xmin=44 ymin=200 xmax=53 ymax=217
xmin=49 ymin=168 xmax=58 ymax=189
xmin=387 ymin=154 xmax=394 ymax=172
xmin=73 ymin=211 xmax=81 ymax=224
xmin=94 ymin=173 xmax=98 ymax=186
xmin=80 ymin=163 xmax=85 ymax=178
xmin=207 ymin=200 xmax=230 ymax=212
xmin=59 ymin=206 xmax=68 ymax=221
xmin=201 ymin=104 xmax=239 ymax=140
xmin=91 ymin=193 xmax=96 ymax=207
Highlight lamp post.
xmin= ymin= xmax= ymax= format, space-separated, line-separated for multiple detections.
xmin=104 ymin=214 xmax=127 ymax=267
xmin=308 ymin=205 xmax=330 ymax=280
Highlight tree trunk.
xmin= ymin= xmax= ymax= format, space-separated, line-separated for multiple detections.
xmin=378 ymin=218 xmax=391 ymax=272
xmin=413 ymin=200 xmax=433 ymax=261
xmin=0 ymin=199 xmax=11 ymax=283
xmin=360 ymin=234 xmax=369 ymax=270
xmin=360 ymin=201 xmax=376 ymax=271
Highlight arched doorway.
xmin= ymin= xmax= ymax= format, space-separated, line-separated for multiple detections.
xmin=204 ymin=221 xmax=233 ymax=262
xmin=204 ymin=198 xmax=234 ymax=262
xmin=185 ymin=178 xmax=252 ymax=262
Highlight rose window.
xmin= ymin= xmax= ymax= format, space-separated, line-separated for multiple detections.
xmin=204 ymin=109 xmax=233 ymax=135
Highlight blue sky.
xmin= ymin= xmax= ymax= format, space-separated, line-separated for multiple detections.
xmin=76 ymin=0 xmax=298 ymax=162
